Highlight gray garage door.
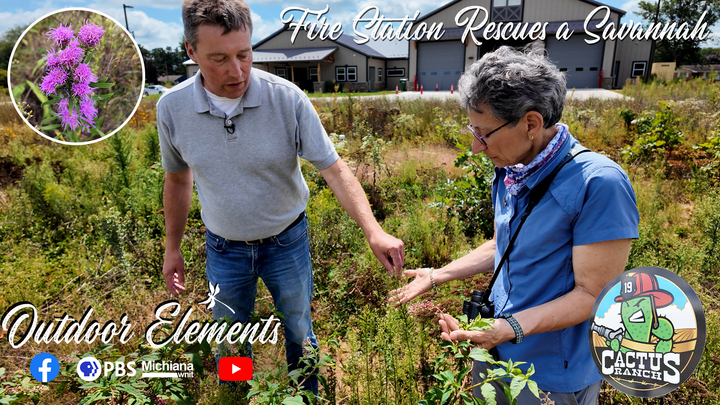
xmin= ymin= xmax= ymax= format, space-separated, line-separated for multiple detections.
xmin=417 ymin=40 xmax=464 ymax=91
xmin=545 ymin=35 xmax=604 ymax=89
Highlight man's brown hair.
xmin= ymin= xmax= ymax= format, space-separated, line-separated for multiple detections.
xmin=182 ymin=0 xmax=253 ymax=49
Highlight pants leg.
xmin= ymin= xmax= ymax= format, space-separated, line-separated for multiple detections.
xmin=257 ymin=216 xmax=319 ymax=395
xmin=205 ymin=228 xmax=258 ymax=382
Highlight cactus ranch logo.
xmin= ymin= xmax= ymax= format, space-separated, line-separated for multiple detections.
xmin=589 ymin=267 xmax=706 ymax=398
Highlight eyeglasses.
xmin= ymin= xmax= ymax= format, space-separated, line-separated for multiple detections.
xmin=467 ymin=121 xmax=511 ymax=146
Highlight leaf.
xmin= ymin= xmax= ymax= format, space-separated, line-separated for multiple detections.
xmin=39 ymin=124 xmax=61 ymax=130
xmin=469 ymin=348 xmax=494 ymax=363
xmin=527 ymin=380 xmax=539 ymax=398
xmin=12 ymin=82 xmax=27 ymax=100
xmin=441 ymin=389 xmax=452 ymax=404
xmin=281 ymin=395 xmax=305 ymax=405
xmin=89 ymin=82 xmax=114 ymax=88
xmin=25 ymin=80 xmax=51 ymax=119
xmin=509 ymin=377 xmax=526 ymax=400
xmin=41 ymin=97 xmax=58 ymax=106
xmin=481 ymin=383 xmax=497 ymax=405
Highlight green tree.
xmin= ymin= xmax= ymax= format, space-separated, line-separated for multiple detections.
xmin=636 ymin=0 xmax=720 ymax=66
xmin=0 ymin=25 xmax=29 ymax=77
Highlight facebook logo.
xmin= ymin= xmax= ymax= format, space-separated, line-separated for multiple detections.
xmin=30 ymin=353 xmax=59 ymax=383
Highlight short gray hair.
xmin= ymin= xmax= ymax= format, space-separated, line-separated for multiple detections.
xmin=182 ymin=0 xmax=253 ymax=49
xmin=458 ymin=46 xmax=566 ymax=128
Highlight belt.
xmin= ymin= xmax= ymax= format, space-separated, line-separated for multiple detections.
xmin=241 ymin=212 xmax=305 ymax=245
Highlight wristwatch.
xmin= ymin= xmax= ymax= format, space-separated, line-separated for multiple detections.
xmin=502 ymin=313 xmax=524 ymax=344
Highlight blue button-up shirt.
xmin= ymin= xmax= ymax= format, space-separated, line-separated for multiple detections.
xmin=489 ymin=132 xmax=639 ymax=392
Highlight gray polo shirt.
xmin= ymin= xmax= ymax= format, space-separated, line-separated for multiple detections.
xmin=157 ymin=68 xmax=339 ymax=240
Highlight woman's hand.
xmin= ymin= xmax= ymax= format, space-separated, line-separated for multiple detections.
xmin=439 ymin=314 xmax=515 ymax=351
xmin=388 ymin=268 xmax=434 ymax=306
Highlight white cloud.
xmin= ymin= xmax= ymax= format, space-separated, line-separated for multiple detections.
xmin=658 ymin=302 xmax=697 ymax=330
xmin=0 ymin=5 xmax=58 ymax=38
xmin=251 ymin=11 xmax=282 ymax=44
xmin=85 ymin=3 xmax=184 ymax=50
xmin=595 ymin=302 xmax=622 ymax=329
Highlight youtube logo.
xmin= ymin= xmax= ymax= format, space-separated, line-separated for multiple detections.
xmin=219 ymin=357 xmax=253 ymax=381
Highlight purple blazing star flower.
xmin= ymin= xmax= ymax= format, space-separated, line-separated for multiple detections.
xmin=73 ymin=63 xmax=97 ymax=83
xmin=57 ymin=97 xmax=70 ymax=114
xmin=79 ymin=99 xmax=98 ymax=123
xmin=59 ymin=44 xmax=84 ymax=67
xmin=59 ymin=106 xmax=81 ymax=131
xmin=45 ymin=24 xmax=74 ymax=47
xmin=40 ymin=67 xmax=68 ymax=96
xmin=71 ymin=81 xmax=94 ymax=99
xmin=77 ymin=22 xmax=104 ymax=47
xmin=45 ymin=48 xmax=62 ymax=70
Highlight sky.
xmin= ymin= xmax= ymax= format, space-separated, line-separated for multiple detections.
xmin=1 ymin=0 xmax=718 ymax=56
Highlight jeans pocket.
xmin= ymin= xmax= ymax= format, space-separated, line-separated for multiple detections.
xmin=274 ymin=228 xmax=308 ymax=247
xmin=205 ymin=228 xmax=227 ymax=253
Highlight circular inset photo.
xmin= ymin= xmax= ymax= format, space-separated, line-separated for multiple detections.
xmin=8 ymin=8 xmax=144 ymax=144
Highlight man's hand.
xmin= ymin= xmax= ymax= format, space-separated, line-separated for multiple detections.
xmin=163 ymin=249 xmax=186 ymax=296
xmin=368 ymin=231 xmax=405 ymax=275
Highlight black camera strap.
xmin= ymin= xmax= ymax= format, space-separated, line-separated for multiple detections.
xmin=479 ymin=145 xmax=590 ymax=309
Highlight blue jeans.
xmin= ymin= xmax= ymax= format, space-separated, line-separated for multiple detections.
xmin=205 ymin=215 xmax=319 ymax=394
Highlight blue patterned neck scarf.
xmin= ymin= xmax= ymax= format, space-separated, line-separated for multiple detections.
xmin=503 ymin=123 xmax=569 ymax=196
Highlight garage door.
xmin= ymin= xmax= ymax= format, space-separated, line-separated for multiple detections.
xmin=417 ymin=40 xmax=464 ymax=91
xmin=545 ymin=35 xmax=604 ymax=89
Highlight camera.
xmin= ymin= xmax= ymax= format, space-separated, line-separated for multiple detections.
xmin=462 ymin=290 xmax=495 ymax=321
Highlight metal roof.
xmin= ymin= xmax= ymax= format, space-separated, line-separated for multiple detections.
xmin=251 ymin=47 xmax=338 ymax=62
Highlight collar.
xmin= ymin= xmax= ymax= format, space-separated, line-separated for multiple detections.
xmin=523 ymin=124 xmax=576 ymax=191
xmin=192 ymin=68 xmax=263 ymax=118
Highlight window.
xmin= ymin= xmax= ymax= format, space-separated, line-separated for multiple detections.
xmin=336 ymin=67 xmax=346 ymax=81
xmin=386 ymin=68 xmax=405 ymax=77
xmin=309 ymin=67 xmax=318 ymax=82
xmin=631 ymin=61 xmax=647 ymax=78
xmin=276 ymin=68 xmax=286 ymax=79
xmin=492 ymin=0 xmax=522 ymax=22
xmin=347 ymin=66 xmax=357 ymax=81
xmin=378 ymin=68 xmax=383 ymax=82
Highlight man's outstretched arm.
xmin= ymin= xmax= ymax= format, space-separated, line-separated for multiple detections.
xmin=162 ymin=168 xmax=194 ymax=296
xmin=319 ymin=158 xmax=405 ymax=274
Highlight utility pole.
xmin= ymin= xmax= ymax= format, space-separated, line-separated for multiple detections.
xmin=123 ymin=4 xmax=135 ymax=38
xmin=645 ymin=0 xmax=661 ymax=83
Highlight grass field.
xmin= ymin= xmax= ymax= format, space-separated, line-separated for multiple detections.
xmin=0 ymin=78 xmax=719 ymax=405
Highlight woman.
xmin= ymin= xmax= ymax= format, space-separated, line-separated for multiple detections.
xmin=389 ymin=46 xmax=639 ymax=405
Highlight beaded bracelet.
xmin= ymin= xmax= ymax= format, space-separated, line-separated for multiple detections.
xmin=502 ymin=313 xmax=524 ymax=344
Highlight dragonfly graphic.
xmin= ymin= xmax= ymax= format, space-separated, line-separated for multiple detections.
xmin=199 ymin=282 xmax=235 ymax=314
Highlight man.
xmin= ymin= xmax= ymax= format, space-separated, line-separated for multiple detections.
xmin=158 ymin=0 xmax=405 ymax=394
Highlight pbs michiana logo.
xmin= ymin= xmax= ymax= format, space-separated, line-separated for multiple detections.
xmin=589 ymin=267 xmax=706 ymax=398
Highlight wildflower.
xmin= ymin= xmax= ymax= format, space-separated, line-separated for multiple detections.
xmin=59 ymin=106 xmax=81 ymax=131
xmin=71 ymin=81 xmax=94 ymax=99
xmin=59 ymin=44 xmax=84 ymax=67
xmin=57 ymin=97 xmax=69 ymax=114
xmin=45 ymin=24 xmax=74 ymax=47
xmin=45 ymin=48 xmax=62 ymax=70
xmin=73 ymin=63 xmax=97 ymax=83
xmin=77 ymin=22 xmax=104 ymax=47
xmin=408 ymin=299 xmax=444 ymax=316
xmin=79 ymin=99 xmax=98 ymax=122
xmin=40 ymin=68 xmax=68 ymax=95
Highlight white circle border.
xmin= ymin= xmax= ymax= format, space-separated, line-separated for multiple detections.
xmin=7 ymin=7 xmax=146 ymax=146
xmin=76 ymin=356 xmax=102 ymax=382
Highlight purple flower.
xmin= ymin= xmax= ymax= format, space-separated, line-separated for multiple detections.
xmin=45 ymin=24 xmax=74 ymax=47
xmin=71 ymin=81 xmax=94 ymax=99
xmin=40 ymin=68 xmax=68 ymax=95
xmin=79 ymin=99 xmax=98 ymax=123
xmin=59 ymin=106 xmax=81 ymax=131
xmin=73 ymin=63 xmax=97 ymax=83
xmin=45 ymin=48 xmax=62 ymax=70
xmin=57 ymin=97 xmax=70 ymax=114
xmin=59 ymin=45 xmax=84 ymax=67
xmin=77 ymin=22 xmax=104 ymax=48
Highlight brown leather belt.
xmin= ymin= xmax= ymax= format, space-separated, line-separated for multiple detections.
xmin=242 ymin=212 xmax=305 ymax=245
